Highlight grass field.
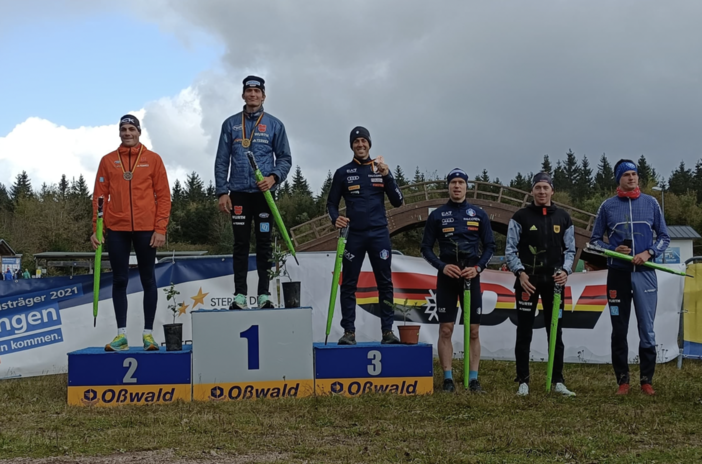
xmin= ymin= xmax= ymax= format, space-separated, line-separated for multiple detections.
xmin=1 ymin=359 xmax=702 ymax=463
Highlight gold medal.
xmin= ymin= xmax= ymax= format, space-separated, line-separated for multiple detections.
xmin=117 ymin=144 xmax=144 ymax=181
xmin=241 ymin=111 xmax=265 ymax=150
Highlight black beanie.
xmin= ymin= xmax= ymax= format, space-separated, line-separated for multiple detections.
xmin=350 ymin=126 xmax=372 ymax=148
xmin=242 ymin=75 xmax=265 ymax=93
xmin=119 ymin=114 xmax=141 ymax=133
xmin=531 ymin=172 xmax=554 ymax=190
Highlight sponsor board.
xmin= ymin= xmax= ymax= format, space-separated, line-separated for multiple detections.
xmin=315 ymin=377 xmax=433 ymax=397
xmin=68 ymin=384 xmax=190 ymax=407
xmin=194 ymin=379 xmax=315 ymax=401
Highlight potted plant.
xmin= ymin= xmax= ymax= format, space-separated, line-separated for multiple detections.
xmin=162 ymin=282 xmax=183 ymax=351
xmin=385 ymin=298 xmax=421 ymax=344
xmin=268 ymin=243 xmax=300 ymax=308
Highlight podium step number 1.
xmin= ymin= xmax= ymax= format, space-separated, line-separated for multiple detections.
xmin=192 ymin=307 xmax=314 ymax=401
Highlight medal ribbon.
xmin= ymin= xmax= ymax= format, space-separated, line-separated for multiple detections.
xmin=117 ymin=144 xmax=144 ymax=180
xmin=241 ymin=111 xmax=265 ymax=147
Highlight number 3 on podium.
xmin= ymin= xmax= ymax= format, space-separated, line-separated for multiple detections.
xmin=240 ymin=325 xmax=260 ymax=370
xmin=367 ymin=350 xmax=382 ymax=376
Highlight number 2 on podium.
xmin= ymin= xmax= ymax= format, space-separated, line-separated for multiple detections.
xmin=240 ymin=325 xmax=260 ymax=370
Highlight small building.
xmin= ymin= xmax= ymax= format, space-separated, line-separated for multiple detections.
xmin=655 ymin=225 xmax=701 ymax=264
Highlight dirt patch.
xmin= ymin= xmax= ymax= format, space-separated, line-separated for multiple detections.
xmin=1 ymin=449 xmax=292 ymax=464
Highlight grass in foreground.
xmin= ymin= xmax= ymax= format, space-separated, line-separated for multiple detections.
xmin=1 ymin=360 xmax=702 ymax=463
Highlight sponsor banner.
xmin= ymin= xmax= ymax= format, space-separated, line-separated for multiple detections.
xmin=0 ymin=253 xmax=685 ymax=379
xmin=315 ymin=377 xmax=433 ymax=397
xmin=68 ymin=384 xmax=190 ymax=407
xmin=1 ymin=327 xmax=63 ymax=355
xmin=194 ymin=379 xmax=315 ymax=401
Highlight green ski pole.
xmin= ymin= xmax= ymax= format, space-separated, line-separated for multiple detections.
xmin=246 ymin=152 xmax=299 ymax=265
xmin=586 ymin=243 xmax=691 ymax=277
xmin=93 ymin=196 xmax=104 ymax=327
xmin=546 ymin=274 xmax=563 ymax=392
xmin=463 ymin=276 xmax=471 ymax=389
xmin=325 ymin=227 xmax=349 ymax=345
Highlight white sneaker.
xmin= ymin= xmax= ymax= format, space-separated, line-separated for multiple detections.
xmin=554 ymin=382 xmax=576 ymax=397
xmin=517 ymin=383 xmax=529 ymax=396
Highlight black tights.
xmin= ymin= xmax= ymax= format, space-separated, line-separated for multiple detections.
xmin=106 ymin=229 xmax=158 ymax=330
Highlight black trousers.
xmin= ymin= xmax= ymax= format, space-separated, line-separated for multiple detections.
xmin=105 ymin=229 xmax=157 ymax=330
xmin=514 ymin=277 xmax=565 ymax=385
xmin=230 ymin=192 xmax=272 ymax=296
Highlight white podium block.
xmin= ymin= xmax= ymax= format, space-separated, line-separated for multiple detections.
xmin=192 ymin=307 xmax=314 ymax=401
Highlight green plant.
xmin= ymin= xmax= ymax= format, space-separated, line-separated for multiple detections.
xmin=268 ymin=242 xmax=292 ymax=282
xmin=162 ymin=282 xmax=181 ymax=324
xmin=528 ymin=245 xmax=546 ymax=272
xmin=384 ymin=298 xmax=416 ymax=325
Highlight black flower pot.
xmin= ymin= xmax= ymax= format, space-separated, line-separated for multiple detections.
xmin=282 ymin=281 xmax=301 ymax=308
xmin=163 ymin=323 xmax=183 ymax=351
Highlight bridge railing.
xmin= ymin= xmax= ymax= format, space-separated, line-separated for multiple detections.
xmin=289 ymin=180 xmax=596 ymax=248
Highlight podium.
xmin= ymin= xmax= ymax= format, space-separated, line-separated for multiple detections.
xmin=191 ymin=307 xmax=314 ymax=401
xmin=314 ymin=342 xmax=434 ymax=397
xmin=67 ymin=346 xmax=192 ymax=406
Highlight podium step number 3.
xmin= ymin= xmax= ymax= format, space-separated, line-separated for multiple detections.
xmin=192 ymin=307 xmax=314 ymax=401
xmin=67 ymin=346 xmax=192 ymax=406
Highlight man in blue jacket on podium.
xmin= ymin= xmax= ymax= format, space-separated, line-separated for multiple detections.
xmin=421 ymin=168 xmax=496 ymax=393
xmin=327 ymin=126 xmax=404 ymax=345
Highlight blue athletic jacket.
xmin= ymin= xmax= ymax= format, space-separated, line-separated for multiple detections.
xmin=590 ymin=192 xmax=670 ymax=272
xmin=327 ymin=157 xmax=404 ymax=231
xmin=421 ymin=199 xmax=496 ymax=271
xmin=214 ymin=106 xmax=292 ymax=194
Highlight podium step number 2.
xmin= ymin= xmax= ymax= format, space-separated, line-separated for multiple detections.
xmin=192 ymin=307 xmax=315 ymax=401
xmin=67 ymin=346 xmax=192 ymax=407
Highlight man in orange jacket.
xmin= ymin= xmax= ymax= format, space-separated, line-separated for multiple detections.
xmin=91 ymin=114 xmax=171 ymax=351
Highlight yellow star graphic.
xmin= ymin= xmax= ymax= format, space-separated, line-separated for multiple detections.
xmin=178 ymin=302 xmax=190 ymax=316
xmin=190 ymin=287 xmax=209 ymax=308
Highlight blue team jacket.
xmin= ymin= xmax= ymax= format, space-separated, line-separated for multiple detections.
xmin=214 ymin=106 xmax=292 ymax=194
xmin=590 ymin=192 xmax=670 ymax=272
xmin=421 ymin=199 xmax=496 ymax=271
xmin=327 ymin=157 xmax=404 ymax=231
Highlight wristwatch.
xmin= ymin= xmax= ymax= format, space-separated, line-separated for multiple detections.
xmin=515 ymin=269 xmax=525 ymax=278
xmin=475 ymin=266 xmax=482 ymax=274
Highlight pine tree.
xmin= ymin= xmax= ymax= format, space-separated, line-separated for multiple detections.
xmin=291 ymin=166 xmax=312 ymax=197
xmin=316 ymin=171 xmax=334 ymax=214
xmin=541 ymin=155 xmax=553 ymax=175
xmin=668 ymin=161 xmax=693 ymax=196
xmin=70 ymin=174 xmax=91 ymax=200
xmin=562 ymin=149 xmax=580 ymax=192
xmin=10 ymin=171 xmax=33 ymax=202
xmin=206 ymin=181 xmax=216 ymax=199
xmin=510 ymin=172 xmax=533 ymax=192
xmin=552 ymin=161 xmax=567 ymax=191
xmin=573 ymin=155 xmax=593 ymax=201
xmin=413 ymin=167 xmax=425 ymax=184
xmin=693 ymin=160 xmax=702 ymax=203
xmin=594 ymin=153 xmax=614 ymax=192
xmin=0 ymin=183 xmax=10 ymax=211
xmin=172 ymin=179 xmax=184 ymax=203
xmin=395 ymin=166 xmax=408 ymax=186
xmin=58 ymin=174 xmax=69 ymax=199
xmin=637 ymin=155 xmax=655 ymax=187
xmin=184 ymin=171 xmax=206 ymax=202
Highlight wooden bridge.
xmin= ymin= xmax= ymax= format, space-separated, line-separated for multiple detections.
xmin=290 ymin=180 xmax=597 ymax=264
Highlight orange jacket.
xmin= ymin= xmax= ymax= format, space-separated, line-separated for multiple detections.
xmin=92 ymin=144 xmax=171 ymax=234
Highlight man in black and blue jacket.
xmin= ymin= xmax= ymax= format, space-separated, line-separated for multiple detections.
xmin=421 ymin=168 xmax=496 ymax=393
xmin=591 ymin=159 xmax=669 ymax=396
xmin=327 ymin=126 xmax=404 ymax=345
xmin=215 ymin=76 xmax=292 ymax=310
xmin=506 ymin=172 xmax=576 ymax=397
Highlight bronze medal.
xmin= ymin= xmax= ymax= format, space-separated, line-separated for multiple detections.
xmin=123 ymin=172 xmax=133 ymax=181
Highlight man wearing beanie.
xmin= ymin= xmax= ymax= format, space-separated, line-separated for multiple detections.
xmin=505 ymin=172 xmax=576 ymax=396
xmin=590 ymin=159 xmax=669 ymax=396
xmin=91 ymin=114 xmax=171 ymax=351
xmin=214 ymin=76 xmax=292 ymax=310
xmin=327 ymin=126 xmax=404 ymax=345
xmin=421 ymin=168 xmax=496 ymax=393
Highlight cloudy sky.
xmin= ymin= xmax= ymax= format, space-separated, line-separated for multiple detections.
xmin=1 ymin=0 xmax=700 ymax=194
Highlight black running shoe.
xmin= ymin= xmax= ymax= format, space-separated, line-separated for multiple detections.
xmin=443 ymin=378 xmax=456 ymax=392
xmin=469 ymin=379 xmax=486 ymax=394
xmin=338 ymin=331 xmax=356 ymax=345
xmin=381 ymin=331 xmax=401 ymax=345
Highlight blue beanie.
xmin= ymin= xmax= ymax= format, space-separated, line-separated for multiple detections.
xmin=614 ymin=159 xmax=637 ymax=184
xmin=447 ymin=168 xmax=468 ymax=183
